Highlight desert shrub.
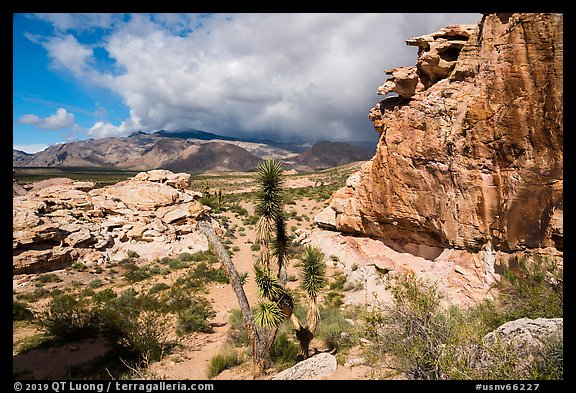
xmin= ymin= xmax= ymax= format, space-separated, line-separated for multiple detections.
xmin=243 ymin=215 xmax=258 ymax=226
xmin=324 ymin=290 xmax=344 ymax=308
xmin=99 ymin=308 xmax=168 ymax=361
xmin=126 ymin=250 xmax=140 ymax=259
xmin=207 ymin=346 xmax=241 ymax=379
xmin=13 ymin=301 xmax=33 ymax=321
xmin=362 ymin=268 xmax=564 ymax=380
xmin=184 ymin=250 xmax=219 ymax=264
xmin=226 ymin=309 xmax=249 ymax=346
xmin=17 ymin=287 xmax=50 ymax=303
xmin=159 ymin=287 xmax=191 ymax=312
xmin=526 ymin=331 xmax=563 ymax=380
xmin=70 ymin=261 xmax=88 ymax=271
xmin=189 ymin=261 xmax=229 ymax=284
xmin=148 ymin=282 xmax=170 ymax=295
xmin=39 ymin=293 xmax=95 ymax=337
xmin=92 ymin=288 xmax=117 ymax=303
xmin=160 ymin=256 xmax=189 ymax=270
xmin=329 ymin=273 xmax=347 ymax=290
xmin=88 ymin=279 xmax=104 ymax=289
xmin=270 ymin=331 xmax=299 ymax=367
xmin=315 ymin=306 xmax=357 ymax=353
xmin=35 ymin=273 xmax=62 ymax=284
xmin=493 ymin=256 xmax=563 ymax=324
xmin=229 ymin=203 xmax=248 ymax=217
xmin=176 ymin=297 xmax=216 ymax=335
xmin=91 ymin=289 xmax=169 ymax=361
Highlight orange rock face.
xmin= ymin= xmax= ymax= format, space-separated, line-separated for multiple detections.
xmin=329 ymin=13 xmax=563 ymax=252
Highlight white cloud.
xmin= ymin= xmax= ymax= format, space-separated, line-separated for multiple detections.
xmin=13 ymin=144 xmax=50 ymax=154
xmin=41 ymin=34 xmax=94 ymax=78
xmin=88 ymin=119 xmax=135 ymax=138
xmin=18 ymin=108 xmax=77 ymax=130
xmin=34 ymin=13 xmax=483 ymax=141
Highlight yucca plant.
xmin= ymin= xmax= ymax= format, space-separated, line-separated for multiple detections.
xmin=254 ymin=301 xmax=285 ymax=328
xmin=255 ymin=159 xmax=288 ymax=283
xmin=253 ymin=243 xmax=328 ymax=358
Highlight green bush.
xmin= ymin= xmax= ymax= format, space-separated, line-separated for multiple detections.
xmin=493 ymin=256 xmax=563 ymax=323
xmin=16 ymin=287 xmax=50 ymax=303
xmin=39 ymin=294 xmax=95 ymax=337
xmin=316 ymin=306 xmax=356 ymax=353
xmin=13 ymin=301 xmax=33 ymax=321
xmin=161 ymin=257 xmax=189 ymax=270
xmin=92 ymin=288 xmax=117 ymax=304
xmin=88 ymin=279 xmax=104 ymax=289
xmin=270 ymin=331 xmax=299 ymax=367
xmin=35 ymin=273 xmax=62 ymax=284
xmin=120 ymin=262 xmax=149 ymax=282
xmin=226 ymin=309 xmax=249 ymax=346
xmin=148 ymin=282 xmax=170 ymax=295
xmin=324 ymin=290 xmax=344 ymax=308
xmin=206 ymin=347 xmax=240 ymax=379
xmin=176 ymin=298 xmax=216 ymax=335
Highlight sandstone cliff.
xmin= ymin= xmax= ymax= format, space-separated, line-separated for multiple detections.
xmin=325 ymin=13 xmax=563 ymax=254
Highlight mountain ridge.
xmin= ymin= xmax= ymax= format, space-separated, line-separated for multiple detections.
xmin=13 ymin=130 xmax=376 ymax=173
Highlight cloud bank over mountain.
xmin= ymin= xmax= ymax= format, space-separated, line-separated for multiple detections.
xmin=26 ymin=13 xmax=482 ymax=142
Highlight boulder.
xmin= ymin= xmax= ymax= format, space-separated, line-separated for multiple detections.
xmin=96 ymin=181 xmax=179 ymax=211
xmin=313 ymin=206 xmax=337 ymax=230
xmin=271 ymin=353 xmax=337 ymax=380
xmin=134 ymin=169 xmax=191 ymax=190
xmin=483 ymin=317 xmax=563 ymax=350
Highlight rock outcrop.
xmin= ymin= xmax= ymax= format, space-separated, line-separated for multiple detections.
xmin=483 ymin=317 xmax=563 ymax=350
xmin=13 ymin=170 xmax=212 ymax=274
xmin=327 ymin=13 xmax=563 ymax=255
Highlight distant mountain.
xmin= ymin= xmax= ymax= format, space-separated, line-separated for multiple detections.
xmin=162 ymin=142 xmax=263 ymax=172
xmin=291 ymin=141 xmax=373 ymax=170
xmin=13 ymin=149 xmax=33 ymax=167
xmin=13 ymin=130 xmax=375 ymax=173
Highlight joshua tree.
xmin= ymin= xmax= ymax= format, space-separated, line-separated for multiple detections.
xmin=197 ymin=159 xmax=327 ymax=376
xmin=254 ymin=244 xmax=327 ymax=358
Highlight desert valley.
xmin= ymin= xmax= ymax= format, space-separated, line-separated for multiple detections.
xmin=13 ymin=13 xmax=563 ymax=382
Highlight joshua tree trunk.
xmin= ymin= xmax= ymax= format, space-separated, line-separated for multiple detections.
xmin=196 ymin=220 xmax=270 ymax=375
xmin=288 ymin=313 xmax=314 ymax=359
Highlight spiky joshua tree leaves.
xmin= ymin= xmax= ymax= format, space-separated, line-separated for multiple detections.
xmin=254 ymin=159 xmax=288 ymax=284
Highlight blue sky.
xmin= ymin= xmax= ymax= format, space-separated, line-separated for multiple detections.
xmin=13 ymin=13 xmax=482 ymax=153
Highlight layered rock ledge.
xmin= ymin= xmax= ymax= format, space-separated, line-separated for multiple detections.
xmin=13 ymin=169 xmax=213 ymax=274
